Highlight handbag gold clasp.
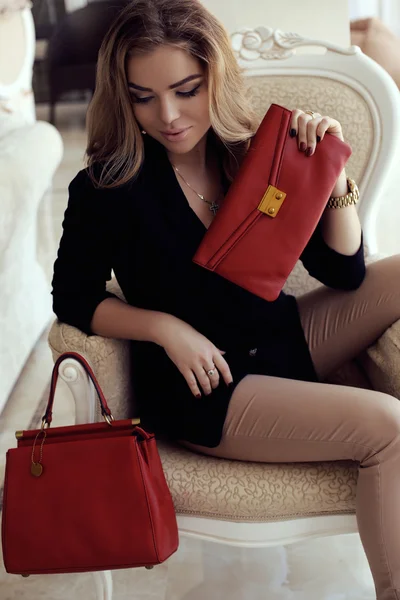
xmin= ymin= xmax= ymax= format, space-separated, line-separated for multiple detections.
xmin=257 ymin=185 xmax=286 ymax=218
xmin=103 ymin=413 xmax=115 ymax=426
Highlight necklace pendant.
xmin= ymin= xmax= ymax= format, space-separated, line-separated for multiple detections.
xmin=209 ymin=202 xmax=219 ymax=216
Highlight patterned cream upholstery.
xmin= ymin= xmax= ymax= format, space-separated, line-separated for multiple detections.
xmin=157 ymin=444 xmax=357 ymax=522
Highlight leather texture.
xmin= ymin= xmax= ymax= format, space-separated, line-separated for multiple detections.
xmin=1 ymin=352 xmax=179 ymax=575
xmin=193 ymin=104 xmax=352 ymax=301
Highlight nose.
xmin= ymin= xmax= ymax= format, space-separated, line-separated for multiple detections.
xmin=158 ymin=96 xmax=180 ymax=126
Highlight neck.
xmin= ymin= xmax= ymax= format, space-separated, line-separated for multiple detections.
xmin=168 ymin=132 xmax=209 ymax=173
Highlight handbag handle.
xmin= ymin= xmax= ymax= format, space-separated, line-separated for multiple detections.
xmin=42 ymin=352 xmax=114 ymax=427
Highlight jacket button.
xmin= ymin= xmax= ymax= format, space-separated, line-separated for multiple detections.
xmin=249 ymin=348 xmax=258 ymax=356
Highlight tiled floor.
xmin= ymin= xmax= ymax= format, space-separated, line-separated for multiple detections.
xmin=1 ymin=100 xmax=398 ymax=599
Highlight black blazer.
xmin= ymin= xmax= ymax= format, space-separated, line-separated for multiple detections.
xmin=52 ymin=135 xmax=366 ymax=447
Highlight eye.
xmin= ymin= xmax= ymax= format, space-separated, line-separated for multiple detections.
xmin=131 ymin=95 xmax=153 ymax=104
xmin=176 ymin=83 xmax=201 ymax=98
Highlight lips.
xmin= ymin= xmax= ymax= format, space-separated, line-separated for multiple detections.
xmin=161 ymin=129 xmax=186 ymax=135
xmin=160 ymin=127 xmax=192 ymax=142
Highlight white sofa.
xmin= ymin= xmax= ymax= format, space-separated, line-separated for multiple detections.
xmin=0 ymin=6 xmax=63 ymax=412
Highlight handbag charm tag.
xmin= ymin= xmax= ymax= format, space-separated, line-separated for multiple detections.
xmin=31 ymin=463 xmax=43 ymax=477
xmin=30 ymin=429 xmax=47 ymax=477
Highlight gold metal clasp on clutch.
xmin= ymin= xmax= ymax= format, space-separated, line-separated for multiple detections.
xmin=257 ymin=185 xmax=286 ymax=218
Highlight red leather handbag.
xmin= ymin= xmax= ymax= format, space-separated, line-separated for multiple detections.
xmin=2 ymin=352 xmax=179 ymax=576
xmin=193 ymin=103 xmax=352 ymax=301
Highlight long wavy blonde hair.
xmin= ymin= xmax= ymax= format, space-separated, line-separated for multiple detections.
xmin=86 ymin=0 xmax=258 ymax=188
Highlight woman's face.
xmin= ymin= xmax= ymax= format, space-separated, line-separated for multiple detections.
xmin=126 ymin=45 xmax=211 ymax=154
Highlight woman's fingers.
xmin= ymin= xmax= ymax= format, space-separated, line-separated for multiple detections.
xmin=182 ymin=349 xmax=233 ymax=398
xmin=183 ymin=369 xmax=202 ymax=398
xmin=290 ymin=110 xmax=343 ymax=156
xmin=213 ymin=353 xmax=233 ymax=386
xmin=296 ymin=112 xmax=315 ymax=153
xmin=314 ymin=117 xmax=332 ymax=144
xmin=204 ymin=363 xmax=220 ymax=390
xmin=194 ymin=365 xmax=213 ymax=396
xmin=306 ymin=116 xmax=328 ymax=156
xmin=290 ymin=109 xmax=302 ymax=139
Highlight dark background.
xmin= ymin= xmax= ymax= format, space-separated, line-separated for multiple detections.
xmin=32 ymin=0 xmax=66 ymax=103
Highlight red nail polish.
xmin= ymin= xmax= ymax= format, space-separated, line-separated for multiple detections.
xmin=300 ymin=142 xmax=307 ymax=152
xmin=196 ymin=393 xmax=201 ymax=399
xmin=305 ymin=147 xmax=313 ymax=157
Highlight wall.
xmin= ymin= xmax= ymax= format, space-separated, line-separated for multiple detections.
xmin=64 ymin=0 xmax=351 ymax=47
xmin=196 ymin=0 xmax=350 ymax=47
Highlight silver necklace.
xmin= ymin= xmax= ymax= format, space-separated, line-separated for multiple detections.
xmin=172 ymin=164 xmax=220 ymax=215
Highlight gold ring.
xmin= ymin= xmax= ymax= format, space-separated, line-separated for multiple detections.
xmin=305 ymin=110 xmax=316 ymax=118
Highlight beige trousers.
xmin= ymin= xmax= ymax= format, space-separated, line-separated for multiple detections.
xmin=184 ymin=255 xmax=400 ymax=600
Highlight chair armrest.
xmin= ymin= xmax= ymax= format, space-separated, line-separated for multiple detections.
xmin=48 ymin=319 xmax=134 ymax=421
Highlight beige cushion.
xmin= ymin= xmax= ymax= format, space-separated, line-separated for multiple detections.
xmin=360 ymin=319 xmax=400 ymax=400
xmin=159 ymin=441 xmax=357 ymax=521
xmin=351 ymin=18 xmax=400 ymax=89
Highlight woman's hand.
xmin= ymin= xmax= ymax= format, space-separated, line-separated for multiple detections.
xmin=290 ymin=109 xmax=344 ymax=157
xmin=287 ymin=109 xmax=361 ymax=255
xmin=155 ymin=314 xmax=233 ymax=398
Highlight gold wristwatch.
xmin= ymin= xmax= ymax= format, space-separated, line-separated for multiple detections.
xmin=327 ymin=177 xmax=359 ymax=209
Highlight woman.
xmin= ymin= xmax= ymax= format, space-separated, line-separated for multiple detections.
xmin=52 ymin=0 xmax=400 ymax=597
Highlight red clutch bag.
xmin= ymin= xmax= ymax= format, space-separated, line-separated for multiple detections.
xmin=2 ymin=352 xmax=179 ymax=576
xmin=193 ymin=103 xmax=352 ymax=301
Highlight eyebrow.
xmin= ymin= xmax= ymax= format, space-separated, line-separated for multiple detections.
xmin=128 ymin=74 xmax=203 ymax=92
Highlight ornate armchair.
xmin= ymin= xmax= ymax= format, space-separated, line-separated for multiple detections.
xmin=48 ymin=29 xmax=400 ymax=599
